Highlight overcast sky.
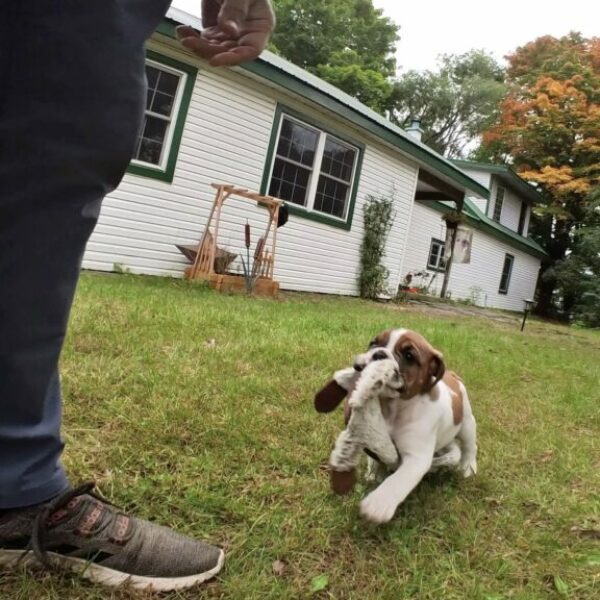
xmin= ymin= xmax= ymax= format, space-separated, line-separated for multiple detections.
xmin=171 ymin=0 xmax=599 ymax=72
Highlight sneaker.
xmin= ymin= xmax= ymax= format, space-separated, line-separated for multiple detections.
xmin=0 ymin=482 xmax=224 ymax=592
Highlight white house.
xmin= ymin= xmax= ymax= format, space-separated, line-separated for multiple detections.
xmin=401 ymin=161 xmax=545 ymax=311
xmin=82 ymin=8 xmax=545 ymax=311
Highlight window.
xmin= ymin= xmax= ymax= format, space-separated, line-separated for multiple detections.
xmin=518 ymin=201 xmax=528 ymax=235
xmin=264 ymin=109 xmax=362 ymax=228
xmin=133 ymin=63 xmax=181 ymax=166
xmin=493 ymin=186 xmax=505 ymax=222
xmin=127 ymin=51 xmax=197 ymax=183
xmin=499 ymin=253 xmax=514 ymax=294
xmin=427 ymin=238 xmax=446 ymax=271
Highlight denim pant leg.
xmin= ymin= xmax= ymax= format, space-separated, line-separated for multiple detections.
xmin=0 ymin=0 xmax=171 ymax=508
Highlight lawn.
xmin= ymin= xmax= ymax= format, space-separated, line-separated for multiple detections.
xmin=2 ymin=272 xmax=598 ymax=600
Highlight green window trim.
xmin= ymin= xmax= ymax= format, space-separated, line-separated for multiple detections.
xmin=156 ymin=17 xmax=489 ymax=200
xmin=260 ymin=104 xmax=364 ymax=231
xmin=127 ymin=49 xmax=197 ymax=183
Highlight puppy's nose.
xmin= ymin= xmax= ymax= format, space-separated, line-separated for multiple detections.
xmin=372 ymin=350 xmax=388 ymax=361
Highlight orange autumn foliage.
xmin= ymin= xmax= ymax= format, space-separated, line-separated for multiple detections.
xmin=479 ymin=33 xmax=600 ymax=217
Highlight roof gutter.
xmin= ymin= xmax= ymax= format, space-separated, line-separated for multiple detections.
xmin=156 ymin=14 xmax=490 ymax=200
xmin=452 ymin=160 xmax=545 ymax=205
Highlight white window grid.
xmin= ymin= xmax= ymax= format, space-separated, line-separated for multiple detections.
xmin=130 ymin=58 xmax=187 ymax=172
xmin=493 ymin=185 xmax=505 ymax=222
xmin=269 ymin=114 xmax=359 ymax=221
xmin=427 ymin=238 xmax=446 ymax=271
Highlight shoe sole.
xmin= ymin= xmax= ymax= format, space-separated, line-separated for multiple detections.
xmin=0 ymin=548 xmax=225 ymax=592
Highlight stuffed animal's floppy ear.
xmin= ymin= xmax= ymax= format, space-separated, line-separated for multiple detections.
xmin=329 ymin=467 xmax=357 ymax=495
xmin=314 ymin=367 xmax=359 ymax=413
xmin=314 ymin=380 xmax=348 ymax=413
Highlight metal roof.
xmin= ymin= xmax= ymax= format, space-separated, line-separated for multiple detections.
xmin=451 ymin=159 xmax=546 ymax=205
xmin=432 ymin=198 xmax=547 ymax=258
xmin=160 ymin=9 xmax=490 ymax=200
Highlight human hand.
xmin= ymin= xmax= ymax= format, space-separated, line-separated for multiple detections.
xmin=176 ymin=0 xmax=275 ymax=67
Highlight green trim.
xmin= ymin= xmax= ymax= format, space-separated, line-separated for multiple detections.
xmin=260 ymin=104 xmax=364 ymax=231
xmin=158 ymin=16 xmax=489 ymax=200
xmin=156 ymin=20 xmax=177 ymax=38
xmin=259 ymin=104 xmax=286 ymax=196
xmin=424 ymin=198 xmax=547 ymax=259
xmin=245 ymin=59 xmax=487 ymax=198
xmin=127 ymin=50 xmax=197 ymax=183
xmin=452 ymin=159 xmax=545 ymax=206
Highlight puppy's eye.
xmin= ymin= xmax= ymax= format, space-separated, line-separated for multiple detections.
xmin=403 ymin=349 xmax=416 ymax=362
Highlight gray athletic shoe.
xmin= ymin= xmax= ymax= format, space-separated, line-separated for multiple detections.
xmin=0 ymin=482 xmax=224 ymax=592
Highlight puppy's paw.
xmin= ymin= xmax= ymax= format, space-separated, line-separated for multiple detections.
xmin=431 ymin=441 xmax=462 ymax=471
xmin=460 ymin=459 xmax=477 ymax=478
xmin=359 ymin=490 xmax=397 ymax=524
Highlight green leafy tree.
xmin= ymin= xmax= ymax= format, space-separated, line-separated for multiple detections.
xmin=315 ymin=52 xmax=398 ymax=114
xmin=476 ymin=33 xmax=600 ymax=318
xmin=270 ymin=0 xmax=399 ymax=113
xmin=392 ymin=50 xmax=506 ymax=157
xmin=552 ymin=188 xmax=600 ymax=327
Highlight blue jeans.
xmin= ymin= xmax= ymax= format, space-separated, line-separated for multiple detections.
xmin=0 ymin=0 xmax=171 ymax=508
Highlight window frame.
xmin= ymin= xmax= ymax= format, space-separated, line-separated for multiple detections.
xmin=261 ymin=105 xmax=364 ymax=230
xmin=127 ymin=50 xmax=198 ymax=183
xmin=498 ymin=253 xmax=514 ymax=294
xmin=492 ymin=185 xmax=505 ymax=222
xmin=426 ymin=238 xmax=446 ymax=272
xmin=517 ymin=201 xmax=528 ymax=235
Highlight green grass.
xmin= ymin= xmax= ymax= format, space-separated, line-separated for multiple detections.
xmin=2 ymin=272 xmax=599 ymax=600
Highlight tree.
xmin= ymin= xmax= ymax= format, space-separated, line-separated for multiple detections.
xmin=476 ymin=33 xmax=600 ymax=318
xmin=391 ymin=51 xmax=506 ymax=157
xmin=315 ymin=53 xmax=397 ymax=114
xmin=270 ymin=0 xmax=399 ymax=113
xmin=552 ymin=188 xmax=600 ymax=327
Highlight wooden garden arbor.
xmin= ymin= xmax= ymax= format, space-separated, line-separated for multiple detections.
xmin=182 ymin=183 xmax=282 ymax=297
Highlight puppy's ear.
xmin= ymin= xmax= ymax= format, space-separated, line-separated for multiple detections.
xmin=424 ymin=351 xmax=445 ymax=393
xmin=314 ymin=380 xmax=348 ymax=413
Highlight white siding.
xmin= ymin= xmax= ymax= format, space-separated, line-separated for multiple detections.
xmin=402 ymin=202 xmax=541 ymax=311
xmin=82 ymin=40 xmax=418 ymax=296
xmin=460 ymin=169 xmax=490 ymax=214
xmin=466 ymin=195 xmax=487 ymax=214
xmin=461 ymin=168 xmax=491 ymax=190
xmin=496 ymin=180 xmax=522 ymax=232
xmin=489 ymin=175 xmax=530 ymax=234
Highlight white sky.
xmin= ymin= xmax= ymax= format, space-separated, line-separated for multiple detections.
xmin=171 ymin=0 xmax=599 ymax=72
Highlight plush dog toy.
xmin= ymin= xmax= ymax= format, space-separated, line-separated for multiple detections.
xmin=325 ymin=359 xmax=402 ymax=494
xmin=316 ymin=358 xmax=461 ymax=496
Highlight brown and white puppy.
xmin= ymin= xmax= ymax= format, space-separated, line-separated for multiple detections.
xmin=315 ymin=328 xmax=477 ymax=524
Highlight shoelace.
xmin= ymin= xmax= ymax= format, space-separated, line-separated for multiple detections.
xmin=24 ymin=481 xmax=117 ymax=569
